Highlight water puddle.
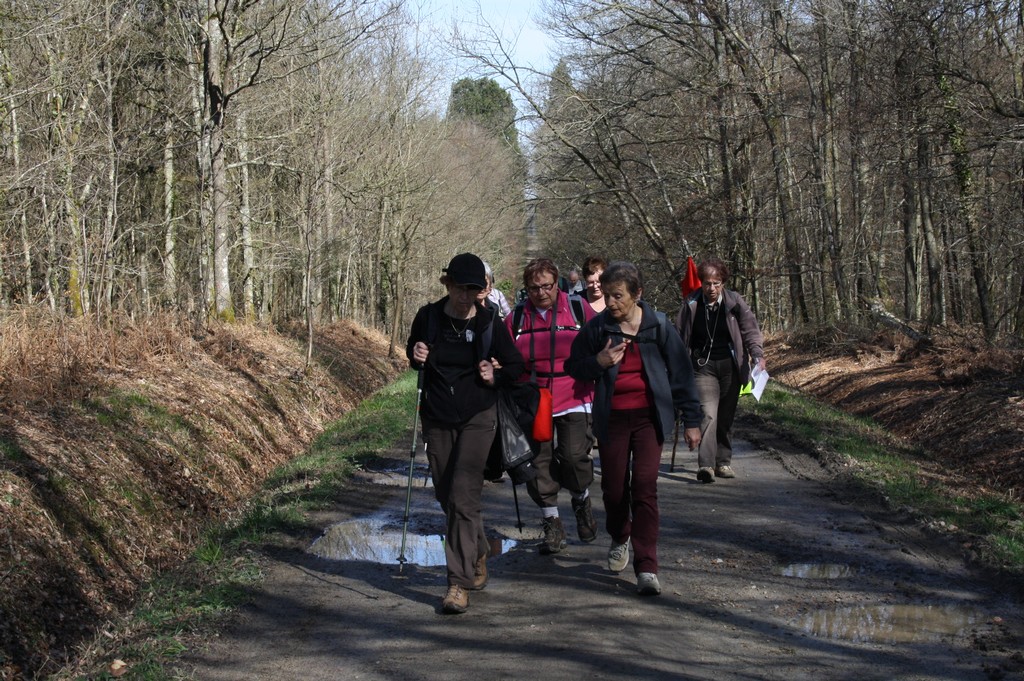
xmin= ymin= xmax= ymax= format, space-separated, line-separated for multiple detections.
xmin=797 ymin=604 xmax=985 ymax=643
xmin=352 ymin=461 xmax=433 ymax=488
xmin=353 ymin=469 xmax=433 ymax=487
xmin=310 ymin=517 xmax=517 ymax=566
xmin=776 ymin=563 xmax=853 ymax=579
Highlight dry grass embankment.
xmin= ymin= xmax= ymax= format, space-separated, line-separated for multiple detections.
xmin=0 ymin=312 xmax=402 ymax=679
xmin=769 ymin=327 xmax=1024 ymax=496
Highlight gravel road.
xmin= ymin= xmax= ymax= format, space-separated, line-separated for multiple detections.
xmin=179 ymin=416 xmax=1023 ymax=680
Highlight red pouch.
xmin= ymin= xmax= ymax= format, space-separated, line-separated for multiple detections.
xmin=532 ymin=387 xmax=553 ymax=442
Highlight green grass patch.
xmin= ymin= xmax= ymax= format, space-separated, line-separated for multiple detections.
xmin=73 ymin=560 xmax=260 ymax=681
xmin=116 ymin=482 xmax=157 ymax=515
xmin=741 ymin=381 xmax=1024 ymax=572
xmin=263 ymin=370 xmax=418 ymax=510
xmin=0 ymin=437 xmax=29 ymax=463
xmin=83 ymin=390 xmax=191 ymax=432
xmin=313 ymin=371 xmax=418 ymax=456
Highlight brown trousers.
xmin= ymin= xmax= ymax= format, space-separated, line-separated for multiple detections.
xmin=526 ymin=411 xmax=595 ymax=509
xmin=422 ymin=405 xmax=497 ymax=588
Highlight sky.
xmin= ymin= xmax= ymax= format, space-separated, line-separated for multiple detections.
xmin=411 ymin=0 xmax=558 ymax=139
xmin=420 ymin=0 xmax=555 ymax=75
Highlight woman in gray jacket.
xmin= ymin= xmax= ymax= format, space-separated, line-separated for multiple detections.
xmin=567 ymin=261 xmax=702 ymax=596
xmin=675 ymin=257 xmax=765 ymax=483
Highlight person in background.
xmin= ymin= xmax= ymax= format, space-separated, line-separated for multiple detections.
xmin=478 ymin=264 xmax=511 ymax=481
xmin=581 ymin=255 xmax=608 ymax=313
xmin=567 ymin=261 xmax=702 ymax=596
xmin=406 ymin=253 xmax=525 ymax=614
xmin=675 ymin=257 xmax=765 ymax=483
xmin=482 ymin=261 xmax=511 ymax=319
xmin=567 ymin=267 xmax=585 ymax=295
xmin=507 ymin=258 xmax=599 ymax=554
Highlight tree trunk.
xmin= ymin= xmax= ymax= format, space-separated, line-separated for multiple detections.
xmin=189 ymin=57 xmax=212 ymax=324
xmin=918 ymin=132 xmax=945 ymax=327
xmin=936 ymin=75 xmax=993 ymax=338
xmin=898 ymin=101 xmax=921 ymax=320
xmin=163 ymin=119 xmax=178 ymax=307
xmin=713 ymin=29 xmax=738 ymax=266
xmin=99 ymin=55 xmax=118 ymax=319
xmin=238 ymin=112 xmax=255 ymax=321
xmin=205 ymin=2 xmax=233 ymax=321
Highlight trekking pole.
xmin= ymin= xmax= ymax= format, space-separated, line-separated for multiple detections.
xmin=511 ymin=483 xmax=524 ymax=535
xmin=398 ymin=370 xmax=425 ymax=573
xmin=670 ymin=420 xmax=680 ymax=472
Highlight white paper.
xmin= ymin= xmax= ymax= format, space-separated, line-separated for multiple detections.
xmin=750 ymin=364 xmax=769 ymax=401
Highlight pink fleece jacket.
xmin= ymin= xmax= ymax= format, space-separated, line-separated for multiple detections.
xmin=506 ymin=291 xmax=596 ymax=415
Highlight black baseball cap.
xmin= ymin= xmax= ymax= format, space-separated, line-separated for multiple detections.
xmin=443 ymin=253 xmax=487 ymax=289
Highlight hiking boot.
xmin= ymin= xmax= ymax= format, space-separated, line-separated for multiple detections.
xmin=636 ymin=572 xmax=662 ymax=596
xmin=442 ymin=585 xmax=468 ymax=614
xmin=540 ymin=516 xmax=567 ymax=554
xmin=572 ymin=497 xmax=598 ymax=543
xmin=697 ymin=467 xmax=715 ymax=483
xmin=715 ymin=465 xmax=735 ymax=479
xmin=607 ymin=539 xmax=630 ymax=573
xmin=471 ymin=549 xmax=488 ymax=591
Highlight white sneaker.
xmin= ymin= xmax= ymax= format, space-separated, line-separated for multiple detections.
xmin=607 ymin=540 xmax=630 ymax=573
xmin=636 ymin=572 xmax=661 ymax=595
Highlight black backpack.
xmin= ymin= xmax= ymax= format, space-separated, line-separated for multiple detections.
xmin=509 ymin=295 xmax=587 ymax=339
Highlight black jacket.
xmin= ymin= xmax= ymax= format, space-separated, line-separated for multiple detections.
xmin=406 ymin=298 xmax=524 ymax=425
xmin=567 ymin=300 xmax=702 ymax=444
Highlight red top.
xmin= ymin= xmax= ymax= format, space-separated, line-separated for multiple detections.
xmin=611 ymin=342 xmax=651 ymax=410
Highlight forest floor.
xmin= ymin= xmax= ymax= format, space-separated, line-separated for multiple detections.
xmin=2 ymin=317 xmax=1023 ymax=679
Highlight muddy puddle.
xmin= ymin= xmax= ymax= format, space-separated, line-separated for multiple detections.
xmin=309 ymin=516 xmax=517 ymax=566
xmin=351 ymin=463 xmax=433 ymax=488
xmin=797 ymin=603 xmax=986 ymax=643
xmin=776 ymin=563 xmax=854 ymax=579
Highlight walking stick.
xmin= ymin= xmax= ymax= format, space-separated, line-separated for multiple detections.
xmin=670 ymin=419 xmax=680 ymax=472
xmin=398 ymin=370 xmax=425 ymax=573
xmin=512 ymin=483 xmax=525 ymax=535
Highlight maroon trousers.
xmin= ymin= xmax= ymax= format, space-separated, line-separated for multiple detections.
xmin=598 ymin=408 xmax=662 ymax=576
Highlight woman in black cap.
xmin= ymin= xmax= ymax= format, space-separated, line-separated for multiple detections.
xmin=406 ymin=253 xmax=524 ymax=614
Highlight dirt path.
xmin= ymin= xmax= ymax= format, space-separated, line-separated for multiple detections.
xmin=178 ymin=417 xmax=1024 ymax=680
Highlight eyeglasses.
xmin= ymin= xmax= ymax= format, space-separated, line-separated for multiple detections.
xmin=703 ymin=280 xmax=723 ymax=288
xmin=527 ymin=282 xmax=556 ymax=294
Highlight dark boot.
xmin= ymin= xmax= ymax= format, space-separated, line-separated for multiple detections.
xmin=572 ymin=496 xmax=598 ymax=543
xmin=540 ymin=516 xmax=567 ymax=554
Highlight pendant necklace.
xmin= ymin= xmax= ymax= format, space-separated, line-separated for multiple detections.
xmin=697 ymin=299 xmax=721 ymax=367
xmin=449 ymin=314 xmax=473 ymax=341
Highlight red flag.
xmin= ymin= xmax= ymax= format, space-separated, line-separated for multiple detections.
xmin=680 ymin=256 xmax=701 ymax=298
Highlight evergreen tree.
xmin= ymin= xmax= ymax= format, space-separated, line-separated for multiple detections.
xmin=447 ymin=77 xmax=520 ymax=154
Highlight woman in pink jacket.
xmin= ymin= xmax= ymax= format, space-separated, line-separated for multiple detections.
xmin=506 ymin=258 xmax=598 ymax=554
